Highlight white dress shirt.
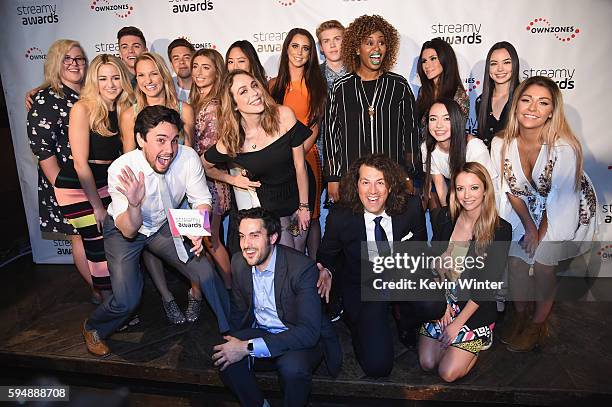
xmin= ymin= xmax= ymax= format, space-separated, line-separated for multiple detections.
xmin=107 ymin=145 xmax=212 ymax=236
xmin=364 ymin=210 xmax=393 ymax=261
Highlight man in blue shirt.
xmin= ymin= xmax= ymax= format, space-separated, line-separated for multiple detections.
xmin=213 ymin=207 xmax=341 ymax=406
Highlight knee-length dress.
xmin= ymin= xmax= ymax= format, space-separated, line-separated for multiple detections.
xmin=490 ymin=137 xmax=598 ymax=266
xmin=54 ymin=110 xmax=122 ymax=290
xmin=194 ymin=100 xmax=230 ymax=216
xmin=26 ymin=85 xmax=79 ymax=236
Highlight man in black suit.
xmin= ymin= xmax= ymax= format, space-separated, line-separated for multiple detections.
xmin=317 ymin=154 xmax=444 ymax=377
xmin=213 ymin=207 xmax=341 ymax=407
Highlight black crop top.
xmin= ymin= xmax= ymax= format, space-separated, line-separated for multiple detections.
xmin=88 ymin=110 xmax=122 ymax=161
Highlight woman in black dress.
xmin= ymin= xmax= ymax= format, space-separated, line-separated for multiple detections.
xmin=204 ymin=69 xmax=310 ymax=250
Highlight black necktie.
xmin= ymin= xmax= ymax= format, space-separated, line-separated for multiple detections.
xmin=374 ymin=216 xmax=391 ymax=257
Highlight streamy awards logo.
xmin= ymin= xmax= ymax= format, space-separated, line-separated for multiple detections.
xmin=25 ymin=47 xmax=46 ymax=61
xmin=432 ymin=22 xmax=482 ymax=45
xmin=90 ymin=0 xmax=134 ymax=19
xmin=16 ymin=3 xmax=59 ymax=26
xmin=252 ymin=30 xmax=287 ymax=53
xmin=525 ymin=17 xmax=580 ymax=43
xmin=168 ymin=0 xmax=213 ymax=13
xmin=522 ymin=66 xmax=576 ymax=90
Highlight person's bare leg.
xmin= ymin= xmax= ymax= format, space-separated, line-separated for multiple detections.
xmin=532 ymin=262 xmax=557 ymax=323
xmin=142 ymin=250 xmax=173 ymax=302
xmin=207 ymin=213 xmax=232 ymax=289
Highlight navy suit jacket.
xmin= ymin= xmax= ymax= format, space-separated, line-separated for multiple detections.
xmin=317 ymin=195 xmax=428 ymax=299
xmin=230 ymin=244 xmax=342 ymax=376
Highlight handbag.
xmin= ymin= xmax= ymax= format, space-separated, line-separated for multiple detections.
xmin=229 ymin=167 xmax=261 ymax=210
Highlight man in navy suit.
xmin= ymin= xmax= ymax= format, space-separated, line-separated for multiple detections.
xmin=317 ymin=154 xmax=444 ymax=377
xmin=213 ymin=207 xmax=341 ymax=407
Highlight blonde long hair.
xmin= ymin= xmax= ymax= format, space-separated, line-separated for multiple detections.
xmin=500 ymin=75 xmax=583 ymax=190
xmin=79 ymin=54 xmax=133 ymax=137
xmin=189 ymin=48 xmax=226 ymax=114
xmin=42 ymin=39 xmax=87 ymax=97
xmin=218 ymin=69 xmax=280 ymax=157
xmin=449 ymin=162 xmax=499 ymax=254
xmin=133 ymin=52 xmax=178 ymax=114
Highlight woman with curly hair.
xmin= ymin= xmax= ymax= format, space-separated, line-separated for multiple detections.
xmin=323 ymin=15 xmax=419 ymax=203
xmin=270 ymin=28 xmax=327 ymax=259
xmin=416 ymin=38 xmax=469 ymax=127
xmin=318 ymin=154 xmax=443 ymax=377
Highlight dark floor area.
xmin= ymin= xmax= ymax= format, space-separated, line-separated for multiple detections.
xmin=1 ymin=254 xmax=612 ymax=406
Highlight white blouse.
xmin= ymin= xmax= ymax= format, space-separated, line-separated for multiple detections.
xmin=421 ymin=137 xmax=497 ymax=181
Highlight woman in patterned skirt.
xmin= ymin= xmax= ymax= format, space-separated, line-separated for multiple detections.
xmin=54 ymin=54 xmax=133 ymax=297
xmin=419 ymin=162 xmax=511 ymax=382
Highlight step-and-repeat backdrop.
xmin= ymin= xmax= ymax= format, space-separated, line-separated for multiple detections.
xmin=0 ymin=0 xmax=610 ymax=266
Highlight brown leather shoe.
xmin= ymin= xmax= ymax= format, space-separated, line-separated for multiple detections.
xmin=82 ymin=320 xmax=110 ymax=356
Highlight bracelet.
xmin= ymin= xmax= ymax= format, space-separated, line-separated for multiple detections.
xmin=298 ymin=202 xmax=309 ymax=208
xmin=298 ymin=207 xmax=311 ymax=212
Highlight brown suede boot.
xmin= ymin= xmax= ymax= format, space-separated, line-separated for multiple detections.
xmin=507 ymin=320 xmax=548 ymax=352
xmin=499 ymin=309 xmax=528 ymax=345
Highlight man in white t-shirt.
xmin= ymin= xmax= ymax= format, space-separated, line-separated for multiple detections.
xmin=82 ymin=105 xmax=229 ymax=356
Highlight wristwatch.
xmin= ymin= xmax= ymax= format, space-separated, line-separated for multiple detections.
xmin=247 ymin=339 xmax=254 ymax=355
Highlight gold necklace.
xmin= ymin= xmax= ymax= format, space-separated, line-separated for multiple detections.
xmin=359 ymin=74 xmax=381 ymax=152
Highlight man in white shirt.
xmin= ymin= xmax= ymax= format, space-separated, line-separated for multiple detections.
xmin=82 ymin=105 xmax=229 ymax=356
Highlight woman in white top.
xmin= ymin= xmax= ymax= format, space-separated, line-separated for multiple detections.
xmin=421 ymin=98 xmax=495 ymax=208
xmin=490 ymin=76 xmax=597 ymax=352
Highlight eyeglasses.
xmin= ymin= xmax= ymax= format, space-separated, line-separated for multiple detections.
xmin=63 ymin=56 xmax=87 ymax=66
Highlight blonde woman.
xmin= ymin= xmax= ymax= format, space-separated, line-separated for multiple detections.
xmin=419 ymin=162 xmax=511 ymax=382
xmin=26 ymin=39 xmax=98 ymax=301
xmin=119 ymin=51 xmax=199 ymax=324
xmin=189 ymin=48 xmax=232 ymax=290
xmin=491 ymin=76 xmax=597 ymax=352
xmin=120 ymin=52 xmax=195 ymax=150
xmin=54 ymin=54 xmax=133 ymax=296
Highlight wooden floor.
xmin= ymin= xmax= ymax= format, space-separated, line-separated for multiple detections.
xmin=1 ymin=255 xmax=612 ymax=406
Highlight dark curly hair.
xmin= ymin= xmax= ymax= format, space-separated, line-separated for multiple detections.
xmin=340 ymin=15 xmax=399 ymax=74
xmin=338 ymin=154 xmax=410 ymax=216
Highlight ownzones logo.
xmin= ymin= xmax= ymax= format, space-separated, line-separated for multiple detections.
xmin=525 ymin=17 xmax=580 ymax=43
xmin=90 ymin=0 xmax=134 ymax=19
xmin=181 ymin=36 xmax=217 ymax=50
xmin=169 ymin=0 xmax=213 ymax=13
xmin=25 ymin=47 xmax=46 ymax=61
xmin=432 ymin=22 xmax=482 ymax=45
xmin=276 ymin=0 xmax=297 ymax=6
xmin=16 ymin=3 xmax=59 ymax=26
xmin=522 ymin=67 xmax=575 ymax=90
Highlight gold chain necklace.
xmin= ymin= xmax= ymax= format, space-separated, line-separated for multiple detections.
xmin=359 ymin=74 xmax=381 ymax=151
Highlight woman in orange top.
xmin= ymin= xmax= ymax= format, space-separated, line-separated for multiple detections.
xmin=270 ymin=28 xmax=327 ymax=258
